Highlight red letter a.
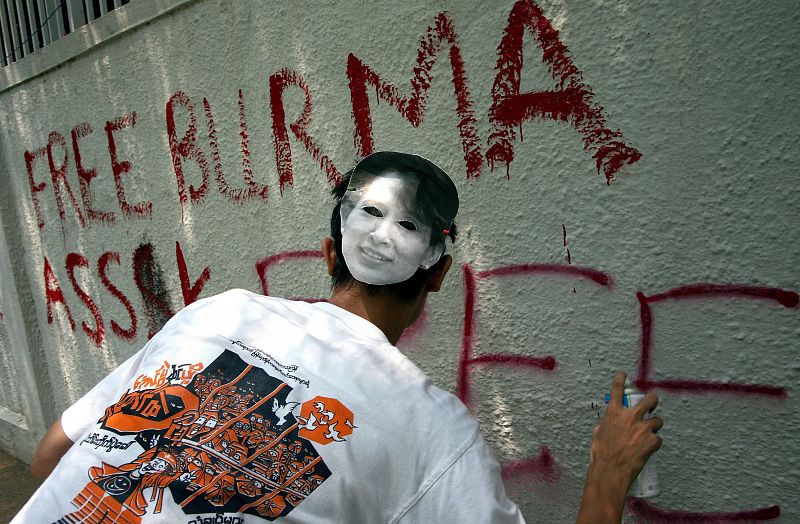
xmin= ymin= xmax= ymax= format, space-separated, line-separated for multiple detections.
xmin=44 ymin=256 xmax=75 ymax=330
xmin=488 ymin=0 xmax=641 ymax=183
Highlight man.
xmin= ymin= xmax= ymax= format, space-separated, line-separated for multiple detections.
xmin=18 ymin=152 xmax=662 ymax=523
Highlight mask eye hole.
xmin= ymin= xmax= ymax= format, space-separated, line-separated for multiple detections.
xmin=362 ymin=206 xmax=384 ymax=218
xmin=397 ymin=220 xmax=417 ymax=231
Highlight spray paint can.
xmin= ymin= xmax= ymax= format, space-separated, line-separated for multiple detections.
xmin=604 ymin=386 xmax=660 ymax=498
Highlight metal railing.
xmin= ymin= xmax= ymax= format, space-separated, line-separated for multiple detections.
xmin=1 ymin=0 xmax=132 ymax=67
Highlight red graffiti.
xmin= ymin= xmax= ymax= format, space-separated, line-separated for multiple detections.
xmin=106 ymin=112 xmax=152 ymax=218
xmin=627 ymin=498 xmax=781 ymax=523
xmin=24 ymin=147 xmax=48 ymax=229
xmin=98 ymin=251 xmax=137 ymax=340
xmin=72 ymin=122 xmax=115 ymax=224
xmin=23 ymin=2 xmax=643 ymax=235
xmin=43 ymin=255 xmax=75 ymax=330
xmin=202 ymin=96 xmax=269 ymax=204
xmin=66 ymin=252 xmax=105 ymax=347
xmin=43 ymin=242 xmax=212 ymax=343
xmin=26 ymin=111 xmax=151 ymax=230
xmin=347 ymin=12 xmax=482 ymax=178
xmin=459 ymin=262 xmax=611 ymax=405
xmin=255 ymin=250 xmax=324 ymax=300
xmin=237 ymin=89 xmax=271 ymax=201
xmin=476 ymin=263 xmax=611 ymax=285
xmin=203 ymin=97 xmax=228 ymax=200
xmin=47 ymin=131 xmax=85 ymax=227
xmin=488 ymin=0 xmax=641 ymax=182
xmin=458 ymin=262 xmax=612 ymax=484
xmin=238 ymin=89 xmax=254 ymax=192
xmin=167 ymin=89 xmax=275 ymax=214
xmin=45 ymin=252 xmax=137 ymax=341
xmin=176 ymin=241 xmax=211 ymax=306
xmin=166 ymin=91 xmax=210 ymax=223
xmin=238 ymin=91 xmax=271 ymax=199
xmin=501 ymin=446 xmax=559 ymax=483
xmin=636 ymin=284 xmax=798 ymax=398
xmin=270 ymin=69 xmax=342 ymax=192
xmin=132 ymin=242 xmax=175 ymax=339
xmin=631 ymin=283 xmax=797 ymax=520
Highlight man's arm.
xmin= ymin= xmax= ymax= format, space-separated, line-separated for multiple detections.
xmin=576 ymin=371 xmax=663 ymax=524
xmin=30 ymin=417 xmax=74 ymax=479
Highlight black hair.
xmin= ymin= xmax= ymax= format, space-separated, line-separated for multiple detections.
xmin=329 ymin=170 xmax=457 ymax=303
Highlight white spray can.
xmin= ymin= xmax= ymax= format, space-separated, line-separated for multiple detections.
xmin=604 ymin=386 xmax=660 ymax=498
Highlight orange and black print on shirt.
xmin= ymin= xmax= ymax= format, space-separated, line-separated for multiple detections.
xmin=57 ymin=348 xmax=356 ymax=523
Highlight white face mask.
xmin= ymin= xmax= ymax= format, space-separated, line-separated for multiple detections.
xmin=341 ymin=173 xmax=442 ymax=285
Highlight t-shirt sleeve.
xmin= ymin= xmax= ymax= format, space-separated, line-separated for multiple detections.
xmin=395 ymin=432 xmax=526 ymax=524
xmin=59 ymin=343 xmax=151 ymax=442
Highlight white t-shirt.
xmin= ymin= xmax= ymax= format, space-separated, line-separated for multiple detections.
xmin=14 ymin=289 xmax=524 ymax=523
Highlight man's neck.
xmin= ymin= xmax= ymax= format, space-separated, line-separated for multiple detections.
xmin=328 ymin=284 xmax=423 ymax=345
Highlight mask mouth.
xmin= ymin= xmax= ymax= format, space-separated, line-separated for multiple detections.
xmin=360 ymin=245 xmax=393 ymax=263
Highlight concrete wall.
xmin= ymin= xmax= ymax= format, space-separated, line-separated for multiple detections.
xmin=0 ymin=0 xmax=797 ymax=521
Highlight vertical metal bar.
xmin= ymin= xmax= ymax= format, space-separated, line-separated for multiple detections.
xmin=0 ymin=17 xmax=8 ymax=65
xmin=24 ymin=0 xmax=42 ymax=49
xmin=81 ymin=0 xmax=92 ymax=21
xmin=17 ymin=0 xmax=36 ymax=54
xmin=65 ymin=0 xmax=86 ymax=30
xmin=1 ymin=0 xmax=18 ymax=63
xmin=97 ymin=0 xmax=107 ymax=16
xmin=9 ymin=0 xmax=27 ymax=60
xmin=35 ymin=0 xmax=51 ymax=44
xmin=112 ymin=0 xmax=120 ymax=9
xmin=44 ymin=0 xmax=64 ymax=39
xmin=65 ymin=0 xmax=76 ymax=30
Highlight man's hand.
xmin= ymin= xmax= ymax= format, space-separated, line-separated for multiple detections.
xmin=591 ymin=371 xmax=663 ymax=481
xmin=576 ymin=371 xmax=663 ymax=524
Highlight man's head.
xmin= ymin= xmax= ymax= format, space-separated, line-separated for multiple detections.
xmin=328 ymin=152 xmax=458 ymax=302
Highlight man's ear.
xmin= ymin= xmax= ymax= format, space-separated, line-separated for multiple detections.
xmin=426 ymin=254 xmax=452 ymax=292
xmin=322 ymin=237 xmax=337 ymax=277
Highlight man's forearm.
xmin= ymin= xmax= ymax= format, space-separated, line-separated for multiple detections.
xmin=576 ymin=461 xmax=630 ymax=524
xmin=30 ymin=418 xmax=73 ymax=479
